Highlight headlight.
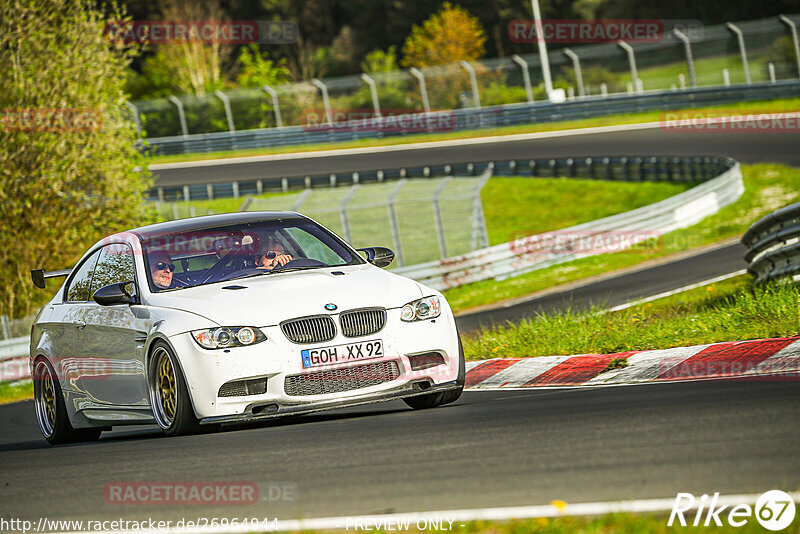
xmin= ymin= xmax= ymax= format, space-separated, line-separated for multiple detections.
xmin=191 ymin=327 xmax=266 ymax=349
xmin=400 ymin=296 xmax=441 ymax=322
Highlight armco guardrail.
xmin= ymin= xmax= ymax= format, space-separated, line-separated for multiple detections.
xmin=742 ymin=201 xmax=800 ymax=283
xmin=1 ymin=337 xmax=31 ymax=383
xmin=143 ymin=81 xmax=800 ymax=156
xmin=151 ymin=154 xmax=731 ymax=201
xmin=394 ymin=157 xmax=743 ymax=290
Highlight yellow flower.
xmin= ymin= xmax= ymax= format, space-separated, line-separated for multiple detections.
xmin=551 ymin=499 xmax=568 ymax=511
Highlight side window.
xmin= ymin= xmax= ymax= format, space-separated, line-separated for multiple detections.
xmin=90 ymin=244 xmax=136 ymax=298
xmin=65 ymin=249 xmax=101 ymax=302
xmin=284 ymin=227 xmax=342 ymax=265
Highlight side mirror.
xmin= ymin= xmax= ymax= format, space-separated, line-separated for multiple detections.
xmin=93 ymin=282 xmax=137 ymax=306
xmin=357 ymin=247 xmax=395 ymax=268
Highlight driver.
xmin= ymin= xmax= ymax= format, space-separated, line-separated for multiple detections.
xmin=148 ymin=250 xmax=176 ymax=290
xmin=256 ymin=239 xmax=293 ymax=270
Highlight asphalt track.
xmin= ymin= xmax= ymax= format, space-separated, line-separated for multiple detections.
xmin=455 ymin=241 xmax=748 ymax=332
xmin=1 ymin=380 xmax=798 ymax=526
xmin=151 ymin=128 xmax=800 ymax=187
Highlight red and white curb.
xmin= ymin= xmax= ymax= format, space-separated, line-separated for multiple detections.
xmin=465 ymin=336 xmax=800 ymax=389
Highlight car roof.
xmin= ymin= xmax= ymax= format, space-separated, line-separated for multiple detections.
xmin=129 ymin=211 xmax=307 ymax=240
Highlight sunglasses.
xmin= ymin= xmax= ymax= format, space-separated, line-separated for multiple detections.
xmin=264 ymin=250 xmax=283 ymax=259
xmin=155 ymin=261 xmax=175 ymax=272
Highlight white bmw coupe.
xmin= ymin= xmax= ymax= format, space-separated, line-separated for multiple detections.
xmin=29 ymin=212 xmax=464 ymax=444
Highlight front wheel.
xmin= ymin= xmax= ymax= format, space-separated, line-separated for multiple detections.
xmin=404 ymin=336 xmax=465 ymax=410
xmin=148 ymin=341 xmax=199 ymax=436
xmin=33 ymin=358 xmax=101 ymax=444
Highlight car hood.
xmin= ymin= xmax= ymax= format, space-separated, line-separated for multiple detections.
xmin=145 ymin=264 xmax=424 ymax=327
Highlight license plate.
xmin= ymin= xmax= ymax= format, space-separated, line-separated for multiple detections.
xmin=301 ymin=339 xmax=383 ymax=369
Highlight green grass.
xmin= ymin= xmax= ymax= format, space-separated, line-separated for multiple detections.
xmin=462 ymin=275 xmax=799 ymax=361
xmin=0 ymin=380 xmax=32 ymax=405
xmin=446 ymin=163 xmax=800 ymax=313
xmin=620 ymin=53 xmax=775 ymax=91
xmin=148 ymin=98 xmax=800 ymax=165
xmin=482 ymin=178 xmax=689 ymax=246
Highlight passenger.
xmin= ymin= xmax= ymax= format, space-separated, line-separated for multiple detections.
xmin=256 ymin=239 xmax=293 ymax=270
xmin=148 ymin=251 xmax=176 ymax=290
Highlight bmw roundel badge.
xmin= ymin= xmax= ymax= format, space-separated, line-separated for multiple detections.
xmin=324 ymin=303 xmax=337 ymax=311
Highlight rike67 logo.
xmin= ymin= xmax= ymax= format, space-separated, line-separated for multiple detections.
xmin=669 ymin=491 xmax=796 ymax=531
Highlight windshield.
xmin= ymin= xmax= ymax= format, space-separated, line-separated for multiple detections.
xmin=142 ymin=218 xmax=363 ymax=292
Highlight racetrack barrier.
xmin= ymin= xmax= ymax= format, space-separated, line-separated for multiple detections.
xmin=393 ymin=156 xmax=742 ymax=290
xmin=742 ymin=201 xmax=800 ymax=283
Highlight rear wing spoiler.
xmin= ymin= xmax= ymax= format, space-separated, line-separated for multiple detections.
xmin=31 ymin=268 xmax=72 ymax=289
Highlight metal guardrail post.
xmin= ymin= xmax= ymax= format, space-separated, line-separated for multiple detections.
xmin=563 ymin=48 xmax=584 ymax=97
xmin=726 ymin=22 xmax=751 ymax=84
xmin=769 ymin=63 xmax=777 ymax=83
xmin=780 ymin=15 xmax=800 ymax=80
xmin=617 ymin=40 xmax=641 ymax=93
xmin=261 ymin=85 xmax=284 ymax=128
xmin=360 ymin=73 xmax=382 ymax=118
xmin=167 ymin=95 xmax=189 ymax=137
xmin=723 ymin=69 xmax=731 ymax=86
xmin=408 ymin=68 xmax=431 ymax=114
xmin=311 ymin=79 xmax=333 ymax=125
xmin=214 ymin=90 xmax=236 ymax=132
xmin=460 ymin=61 xmax=481 ymax=108
xmin=432 ymin=177 xmax=453 ymax=259
xmin=673 ymin=29 xmax=697 ymax=88
xmin=387 ymin=180 xmax=407 ymax=266
xmin=124 ymin=102 xmax=142 ymax=137
xmin=511 ymin=55 xmax=534 ymax=103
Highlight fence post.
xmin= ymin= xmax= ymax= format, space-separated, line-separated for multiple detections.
xmin=459 ymin=61 xmax=481 ymax=108
xmin=233 ymin=181 xmax=240 ymax=199
xmin=214 ymin=90 xmax=236 ymax=132
xmin=673 ymin=29 xmax=697 ymax=88
xmin=206 ymin=184 xmax=214 ymax=200
xmin=360 ymin=73 xmax=382 ymax=118
xmin=563 ymin=48 xmax=584 ymax=97
xmin=311 ymin=79 xmax=333 ymax=125
xmin=779 ymin=15 xmax=800 ymax=80
xmin=167 ymin=95 xmax=189 ymax=137
xmin=768 ymin=62 xmax=777 ymax=83
xmin=409 ymin=68 xmax=431 ymax=114
xmin=600 ymin=83 xmax=608 ymax=97
xmin=723 ymin=68 xmax=731 ymax=86
xmin=432 ymin=177 xmax=453 ymax=259
xmin=617 ymin=40 xmax=641 ymax=93
xmin=0 ymin=315 xmax=10 ymax=340
xmin=292 ymin=189 xmax=311 ymax=211
xmin=470 ymin=165 xmax=493 ymax=251
xmin=387 ymin=180 xmax=407 ymax=266
xmin=511 ymin=55 xmax=534 ymax=103
xmin=125 ymin=102 xmax=142 ymax=137
xmin=261 ymin=85 xmax=284 ymax=128
xmin=726 ymin=22 xmax=751 ymax=84
xmin=339 ymin=185 xmax=360 ymax=243
xmin=182 ymin=185 xmax=190 ymax=201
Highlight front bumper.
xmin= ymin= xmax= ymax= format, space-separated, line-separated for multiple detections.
xmin=168 ymin=305 xmax=460 ymax=420
xmin=199 ymin=379 xmax=461 ymax=425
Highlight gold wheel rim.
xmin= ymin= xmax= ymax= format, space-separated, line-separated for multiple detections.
xmin=157 ymin=350 xmax=177 ymax=424
xmin=42 ymin=370 xmax=56 ymax=428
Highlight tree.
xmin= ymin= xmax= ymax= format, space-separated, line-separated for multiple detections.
xmin=236 ymin=44 xmax=291 ymax=88
xmin=0 ymin=0 xmax=154 ymax=318
xmin=401 ymin=2 xmax=487 ymax=67
xmin=152 ymin=0 xmax=231 ymax=96
xmin=362 ymin=47 xmax=400 ymax=73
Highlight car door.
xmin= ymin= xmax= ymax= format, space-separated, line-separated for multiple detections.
xmin=57 ymin=248 xmax=102 ymax=398
xmin=80 ymin=243 xmax=149 ymax=407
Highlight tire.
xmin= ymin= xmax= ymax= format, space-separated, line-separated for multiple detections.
xmin=148 ymin=341 xmax=200 ymax=436
xmin=33 ymin=358 xmax=102 ymax=445
xmin=404 ymin=336 xmax=465 ymax=410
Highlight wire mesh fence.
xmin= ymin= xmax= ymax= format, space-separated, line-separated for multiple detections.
xmin=130 ymin=15 xmax=800 ymax=139
xmin=155 ymin=174 xmax=491 ymax=267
